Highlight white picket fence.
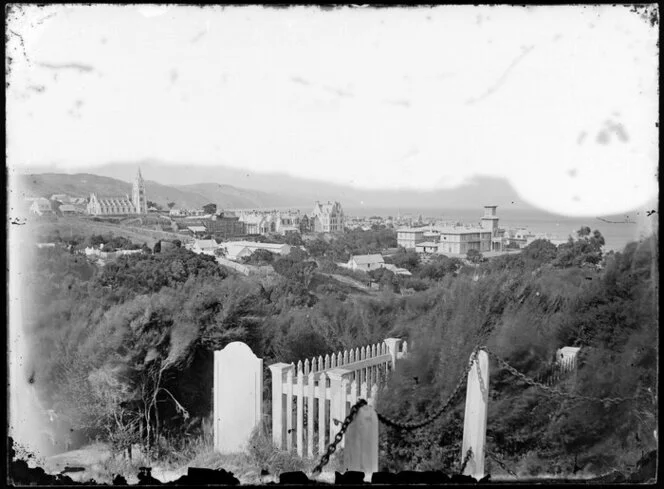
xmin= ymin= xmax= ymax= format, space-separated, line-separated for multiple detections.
xmin=269 ymin=338 xmax=408 ymax=458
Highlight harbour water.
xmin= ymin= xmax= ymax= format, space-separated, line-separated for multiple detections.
xmin=233 ymin=205 xmax=654 ymax=253
xmin=344 ymin=207 xmax=654 ymax=253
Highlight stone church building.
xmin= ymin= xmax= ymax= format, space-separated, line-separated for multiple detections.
xmin=87 ymin=168 xmax=148 ymax=216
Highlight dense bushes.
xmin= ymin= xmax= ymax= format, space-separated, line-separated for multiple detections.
xmin=376 ymin=235 xmax=658 ymax=474
xmin=21 ymin=226 xmax=658 ymax=476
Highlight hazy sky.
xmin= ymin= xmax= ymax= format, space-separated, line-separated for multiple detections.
xmin=6 ymin=5 xmax=659 ymax=215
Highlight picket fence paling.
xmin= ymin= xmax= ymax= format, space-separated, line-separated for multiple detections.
xmin=270 ymin=337 xmax=407 ymax=452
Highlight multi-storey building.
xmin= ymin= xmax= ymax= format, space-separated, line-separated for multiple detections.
xmin=436 ymin=227 xmax=493 ymax=255
xmin=311 ymin=201 xmax=344 ymax=233
xmin=232 ymin=209 xmax=306 ymax=235
xmin=397 ymin=228 xmax=426 ymax=249
xmin=205 ymin=212 xmax=245 ymax=239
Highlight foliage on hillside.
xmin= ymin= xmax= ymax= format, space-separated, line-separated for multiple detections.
xmin=376 ymin=233 xmax=658 ymax=475
xmin=21 ymin=224 xmax=658 ymax=477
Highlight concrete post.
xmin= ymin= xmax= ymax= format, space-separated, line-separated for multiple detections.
xmin=343 ymin=404 xmax=379 ymax=482
xmin=461 ymin=350 xmax=489 ymax=480
xmin=327 ymin=368 xmax=352 ymax=449
xmin=268 ymin=362 xmax=291 ymax=449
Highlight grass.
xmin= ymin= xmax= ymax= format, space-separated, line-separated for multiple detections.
xmin=47 ymin=425 xmax=349 ymax=485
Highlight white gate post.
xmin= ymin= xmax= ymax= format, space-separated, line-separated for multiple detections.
xmin=268 ymin=362 xmax=291 ymax=450
xmin=328 ymin=368 xmax=352 ymax=450
xmin=213 ymin=342 xmax=263 ymax=453
xmin=343 ymin=404 xmax=378 ymax=481
xmin=384 ymin=338 xmax=402 ymax=370
xmin=461 ymin=349 xmax=489 ymax=479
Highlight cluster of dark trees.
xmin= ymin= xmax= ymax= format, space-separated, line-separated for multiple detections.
xmin=22 ymin=224 xmax=657 ymax=476
xmin=305 ymin=225 xmax=398 ymax=262
xmin=376 ymin=231 xmax=657 ymax=475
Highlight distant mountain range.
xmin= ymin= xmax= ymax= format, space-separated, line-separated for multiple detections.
xmin=14 ymin=173 xmax=290 ymax=210
xmin=15 ymin=160 xmax=535 ymax=213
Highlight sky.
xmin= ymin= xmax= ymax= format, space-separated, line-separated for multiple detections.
xmin=6 ymin=4 xmax=659 ymax=216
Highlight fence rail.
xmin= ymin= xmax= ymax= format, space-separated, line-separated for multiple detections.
xmin=269 ymin=338 xmax=407 ymax=458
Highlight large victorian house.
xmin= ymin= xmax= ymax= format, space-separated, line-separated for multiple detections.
xmin=311 ymin=201 xmax=344 ymax=233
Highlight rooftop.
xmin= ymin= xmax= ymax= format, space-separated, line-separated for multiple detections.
xmin=225 ymin=241 xmax=289 ymax=250
xmin=193 ymin=239 xmax=218 ymax=248
xmin=350 ymin=254 xmax=385 ymax=264
xmin=433 ymin=226 xmax=490 ymax=234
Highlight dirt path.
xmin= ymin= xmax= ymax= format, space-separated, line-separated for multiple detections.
xmin=321 ymin=272 xmax=369 ymax=290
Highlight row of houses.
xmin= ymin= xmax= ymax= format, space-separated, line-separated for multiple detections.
xmin=179 ymin=201 xmax=346 ymax=238
xmin=228 ymin=201 xmax=345 ymax=235
xmin=27 ymin=197 xmax=87 ymax=216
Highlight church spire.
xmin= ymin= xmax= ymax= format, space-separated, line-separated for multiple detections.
xmin=132 ymin=167 xmax=147 ymax=214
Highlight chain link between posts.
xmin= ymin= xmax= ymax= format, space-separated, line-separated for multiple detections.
xmin=480 ymin=345 xmax=643 ymax=406
xmin=310 ymin=342 xmax=642 ymax=477
xmin=311 ymin=398 xmax=367 ymax=476
xmin=375 ymin=347 xmax=481 ymax=431
xmin=485 ymin=448 xmax=518 ymax=478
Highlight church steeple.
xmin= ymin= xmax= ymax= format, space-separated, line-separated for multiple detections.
xmin=132 ymin=167 xmax=148 ymax=214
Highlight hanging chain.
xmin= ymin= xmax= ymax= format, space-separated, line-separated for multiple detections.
xmin=485 ymin=448 xmax=518 ymax=478
xmin=481 ymin=346 xmax=642 ymax=406
xmin=311 ymin=398 xmax=367 ymax=476
xmin=474 ymin=350 xmax=489 ymax=401
xmin=376 ymin=347 xmax=479 ymax=431
xmin=458 ymin=448 xmax=473 ymax=475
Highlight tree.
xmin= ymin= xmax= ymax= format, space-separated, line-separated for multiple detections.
xmin=368 ymin=267 xmax=399 ymax=292
xmin=274 ymin=256 xmax=318 ymax=287
xmin=202 ymin=203 xmax=217 ymax=215
xmin=419 ymin=255 xmax=462 ymax=280
xmin=554 ymin=228 xmax=605 ymax=268
xmin=287 ymin=247 xmax=309 ymax=262
xmin=385 ymin=248 xmax=420 ymax=272
xmin=466 ymin=249 xmax=483 ymax=264
xmin=307 ymin=238 xmax=330 ymax=257
xmin=214 ymin=247 xmax=226 ymax=258
xmin=283 ymin=232 xmax=304 ymax=247
xmin=167 ymin=202 xmax=176 ymax=210
xmin=242 ymin=249 xmax=274 ymax=265
xmin=522 ymin=239 xmax=558 ymax=265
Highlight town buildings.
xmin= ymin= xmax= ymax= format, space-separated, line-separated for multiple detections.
xmin=30 ymin=198 xmax=54 ymax=216
xmin=87 ymin=168 xmax=148 ymax=216
xmin=397 ymin=228 xmax=426 ymax=249
xmin=435 ymin=227 xmax=493 ymax=255
xmin=415 ymin=241 xmax=440 ymax=254
xmin=205 ymin=212 xmax=245 ymax=239
xmin=231 ymin=209 xmax=304 ymax=235
xmin=191 ymin=239 xmax=220 ymax=256
xmin=170 ymin=208 xmax=207 ymax=217
xmin=225 ymin=203 xmax=344 ymax=236
xmin=311 ymin=201 xmax=345 ymax=233
xmin=398 ymin=205 xmax=504 ymax=255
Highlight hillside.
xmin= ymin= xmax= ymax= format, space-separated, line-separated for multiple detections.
xmin=175 ymin=183 xmax=294 ymax=209
xmin=19 ymin=161 xmax=535 ymax=211
xmin=14 ymin=173 xmax=291 ymax=210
